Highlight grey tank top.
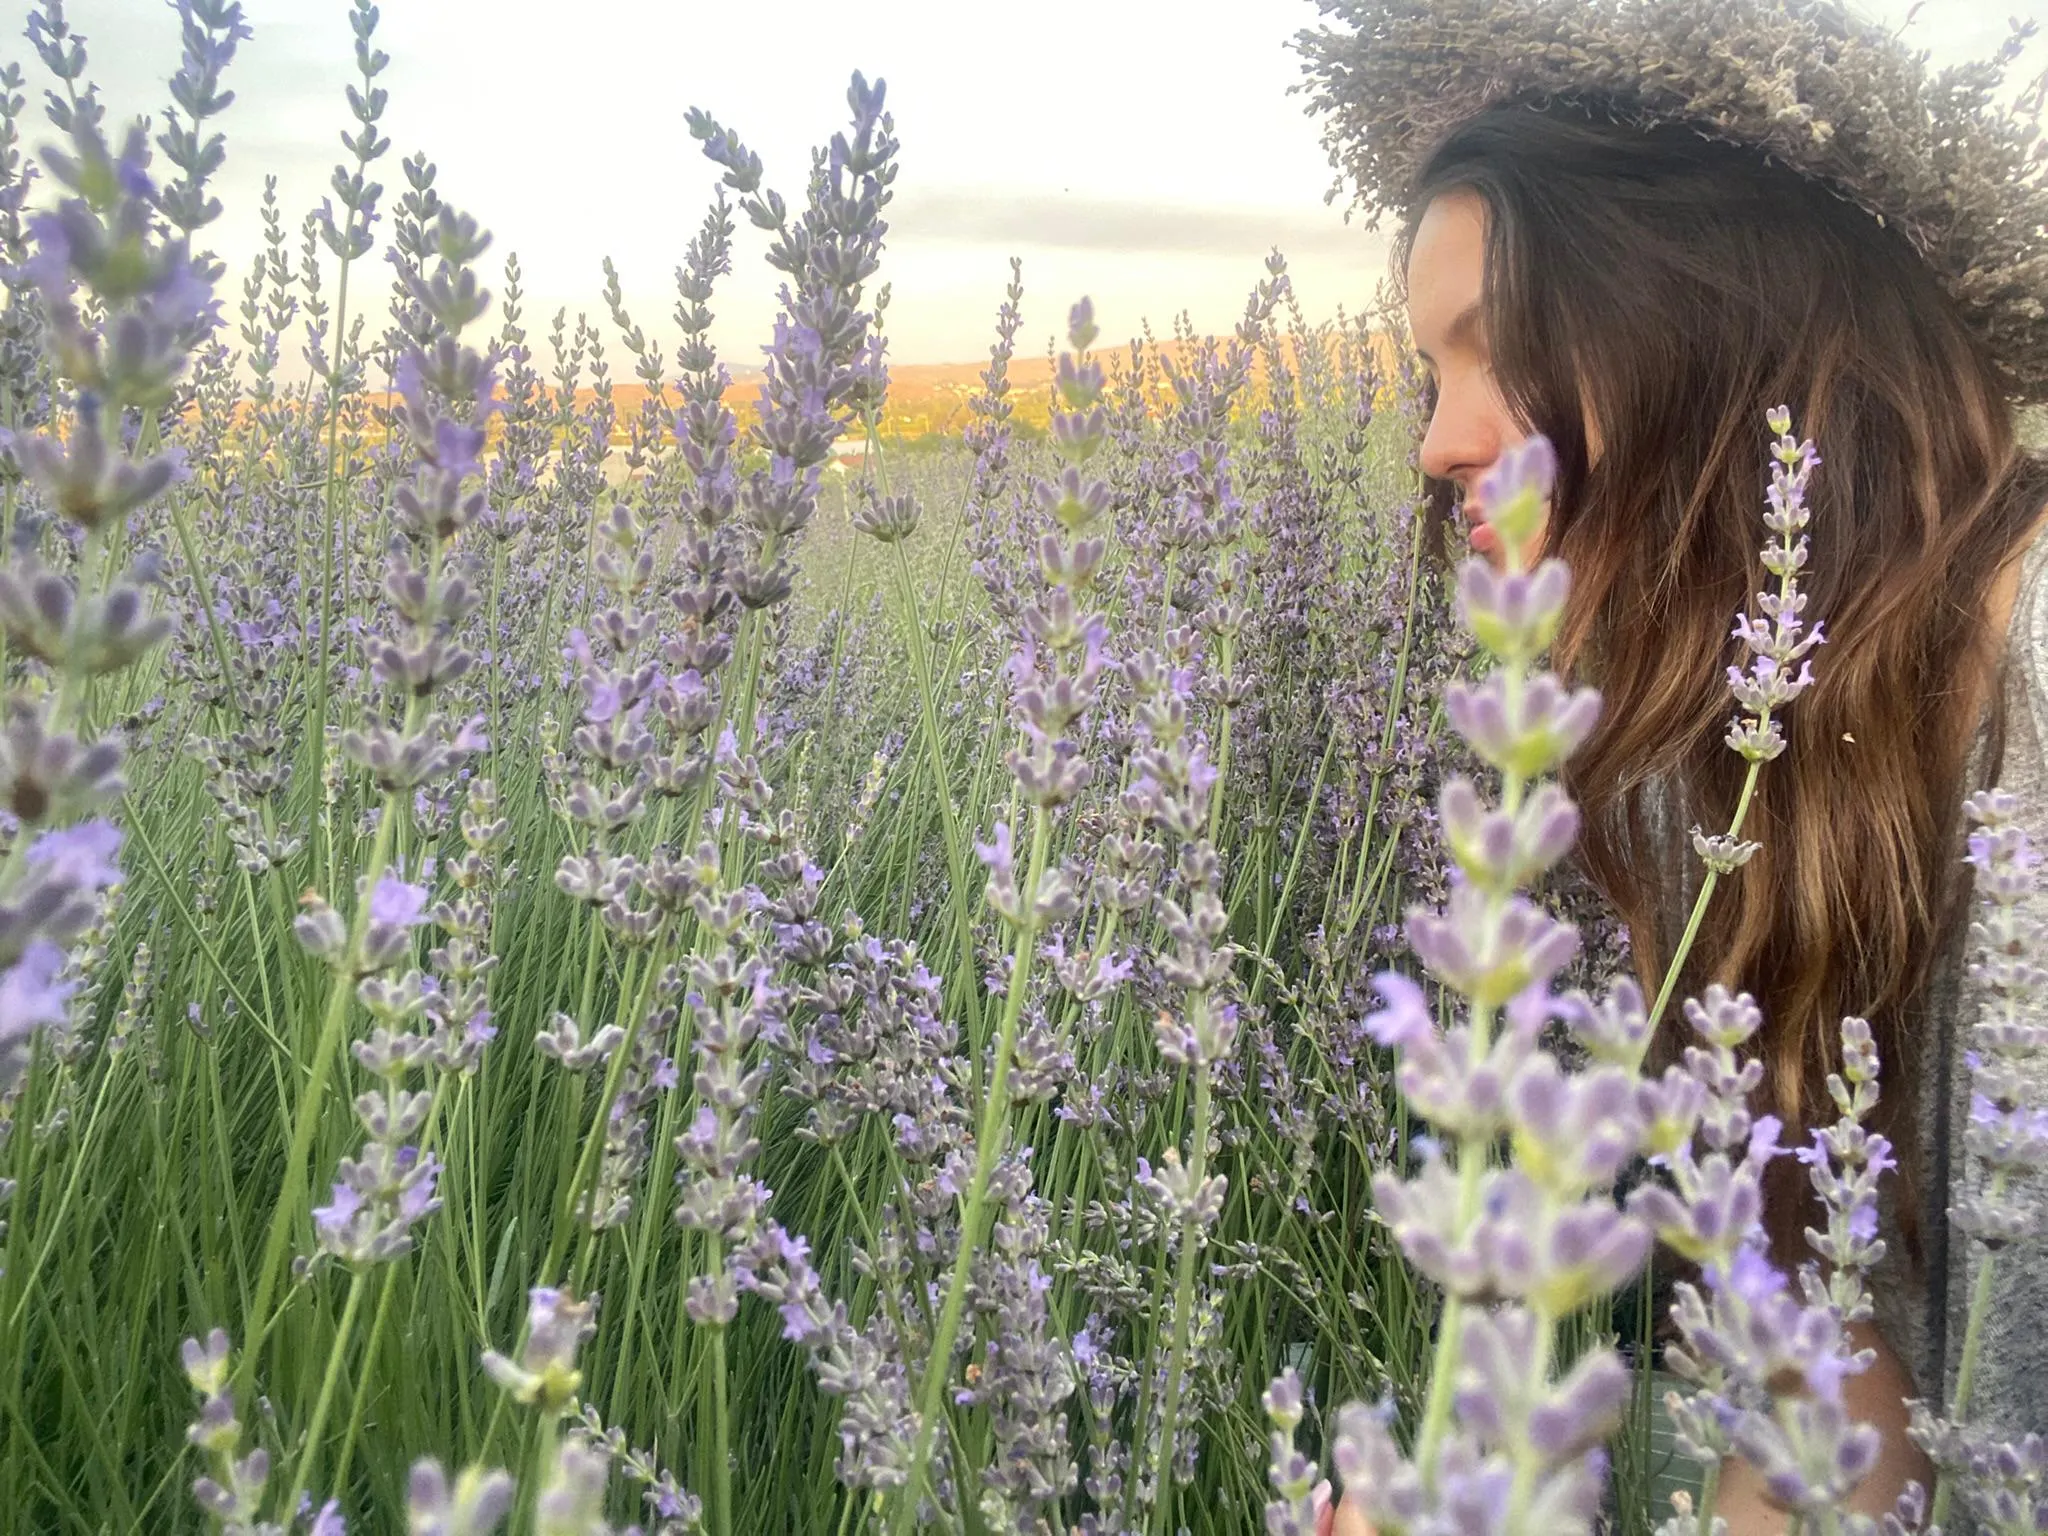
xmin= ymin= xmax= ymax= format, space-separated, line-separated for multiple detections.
xmin=1870 ymin=515 xmax=2048 ymax=1441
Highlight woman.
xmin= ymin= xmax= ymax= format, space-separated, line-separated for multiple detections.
xmin=1294 ymin=0 xmax=2048 ymax=1528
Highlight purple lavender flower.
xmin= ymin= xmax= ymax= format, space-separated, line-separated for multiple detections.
xmin=1323 ymin=427 xmax=1868 ymax=1536
xmin=405 ymin=1460 xmax=516 ymax=1536
xmin=571 ymin=1402 xmax=703 ymax=1532
xmin=0 ymin=938 xmax=73 ymax=1088
xmin=0 ymin=90 xmax=211 ymax=1103
xmin=369 ymin=874 xmax=428 ymax=928
xmin=687 ymin=74 xmax=897 ymax=610
xmin=1914 ymin=789 xmax=2048 ymax=1526
xmin=481 ymin=1286 xmax=597 ymax=1415
xmin=531 ymin=1439 xmax=614 ymax=1536
xmin=180 ymin=1326 xmax=328 ymax=1533
xmin=1261 ymin=1368 xmax=1329 ymax=1536
xmin=1685 ymin=408 xmax=1825 ymax=891
xmin=22 ymin=817 xmax=121 ymax=886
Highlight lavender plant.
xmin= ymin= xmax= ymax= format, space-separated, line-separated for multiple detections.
xmin=0 ymin=29 xmax=217 ymax=1097
xmin=1909 ymin=789 xmax=2048 ymax=1533
xmin=1300 ymin=416 xmax=2008 ymax=1536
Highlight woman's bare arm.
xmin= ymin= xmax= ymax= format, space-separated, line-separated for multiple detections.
xmin=1712 ymin=1321 xmax=1930 ymax=1532
xmin=1318 ymin=1322 xmax=1930 ymax=1536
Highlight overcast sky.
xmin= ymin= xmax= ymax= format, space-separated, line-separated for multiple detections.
xmin=0 ymin=0 xmax=2033 ymax=380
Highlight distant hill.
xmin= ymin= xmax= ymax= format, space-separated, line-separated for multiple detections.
xmin=211 ymin=332 xmax=1395 ymax=450
xmin=568 ymin=333 xmax=1393 ymax=443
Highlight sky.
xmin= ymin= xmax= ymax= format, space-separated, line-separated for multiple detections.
xmin=0 ymin=0 xmax=2035 ymax=382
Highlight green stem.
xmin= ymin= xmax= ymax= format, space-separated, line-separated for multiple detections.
xmin=1503 ymin=1306 xmax=1557 ymax=1526
xmin=891 ymin=538 xmax=983 ymax=1039
xmin=710 ymin=1305 xmax=734 ymax=1536
xmin=539 ymin=916 xmax=612 ymax=1285
xmin=3 ymin=1034 xmax=120 ymax=1331
xmin=1149 ymin=1062 xmax=1215 ymax=1536
xmin=330 ymin=1254 xmax=400 ymax=1493
xmin=731 ymin=529 xmax=782 ymax=759
xmin=308 ymin=253 xmax=358 ymax=873
xmin=1412 ymin=1147 xmax=1484 ymax=1476
xmin=529 ymin=1411 xmax=561 ymax=1533
xmin=1645 ymin=556 xmax=1786 ymax=1042
xmin=242 ymin=766 xmax=406 ymax=1369
xmin=1250 ymin=728 xmax=1339 ymax=1005
xmin=1929 ymin=1186 xmax=2004 ymax=1529
xmin=282 ymin=1265 xmax=369 ymax=1519
xmin=891 ymin=806 xmax=1051 ymax=1536
xmin=1694 ymin=1460 xmax=1721 ymax=1536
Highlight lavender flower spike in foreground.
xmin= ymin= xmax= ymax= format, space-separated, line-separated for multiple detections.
xmin=1327 ymin=410 xmax=1905 ymax=1536
xmin=182 ymin=1327 xmax=343 ymax=1535
xmin=1262 ymin=1368 xmax=1330 ymax=1536
xmin=0 ymin=98 xmax=210 ymax=1095
xmin=892 ymin=297 xmax=1122 ymax=1534
xmin=1339 ymin=434 xmax=1645 ymax=1535
xmin=1913 ymin=788 xmax=2048 ymax=1530
xmin=406 ymin=1461 xmax=516 ymax=1536
xmin=1646 ymin=1004 xmax=1887 ymax=1534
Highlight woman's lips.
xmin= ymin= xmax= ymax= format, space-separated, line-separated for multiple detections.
xmin=1459 ymin=496 xmax=1498 ymax=554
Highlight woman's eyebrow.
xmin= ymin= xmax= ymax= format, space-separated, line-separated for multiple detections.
xmin=1442 ymin=300 xmax=1484 ymax=351
xmin=1414 ymin=300 xmax=1484 ymax=369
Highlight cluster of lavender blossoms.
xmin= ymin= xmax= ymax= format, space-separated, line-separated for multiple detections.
xmin=688 ymin=69 xmax=895 ymax=612
xmin=180 ymin=1328 xmax=343 ymax=1536
xmin=887 ymin=296 xmax=1127 ymax=1531
xmin=0 ymin=0 xmax=245 ymax=1301
xmin=289 ymin=202 xmax=501 ymax=1282
xmin=1909 ymin=790 xmax=2048 ymax=1532
xmin=0 ymin=28 xmax=236 ymax=1096
xmin=470 ymin=1284 xmax=703 ymax=1535
xmin=1297 ymin=418 xmax=1929 ymax=1536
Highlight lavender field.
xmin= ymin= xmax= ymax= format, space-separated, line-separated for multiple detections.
xmin=3 ymin=2 xmax=2037 ymax=1534
xmin=0 ymin=2 xmax=1478 ymax=1529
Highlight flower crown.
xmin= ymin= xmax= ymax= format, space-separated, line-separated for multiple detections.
xmin=1294 ymin=0 xmax=2048 ymax=403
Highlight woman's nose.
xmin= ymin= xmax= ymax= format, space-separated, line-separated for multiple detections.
xmin=1419 ymin=385 xmax=1506 ymax=490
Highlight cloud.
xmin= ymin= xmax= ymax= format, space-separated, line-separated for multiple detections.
xmin=890 ymin=187 xmax=1386 ymax=264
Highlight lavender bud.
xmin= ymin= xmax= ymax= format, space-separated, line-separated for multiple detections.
xmin=407 ymin=1460 xmax=516 ymax=1536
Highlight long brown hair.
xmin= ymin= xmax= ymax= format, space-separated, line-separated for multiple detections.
xmin=1399 ymin=102 xmax=2048 ymax=1251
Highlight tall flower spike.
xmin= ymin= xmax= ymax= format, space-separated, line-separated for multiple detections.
xmin=481 ymin=1286 xmax=597 ymax=1417
xmin=1915 ymin=788 xmax=2048 ymax=1527
xmin=1662 ymin=409 xmax=1824 ymax=1026
xmin=688 ymin=74 xmax=898 ymax=610
xmin=889 ymin=297 xmax=1125 ymax=1534
xmin=1650 ymin=1010 xmax=1887 ymax=1533
xmin=338 ymin=202 xmax=496 ymax=798
xmin=182 ymin=1327 xmax=342 ymax=1533
xmin=0 ymin=91 xmax=215 ymax=1097
xmin=1262 ymin=1368 xmax=1328 ymax=1536
xmin=1335 ymin=433 xmax=1642 ymax=1535
xmin=1720 ymin=407 xmax=1824 ymax=771
xmin=406 ymin=1460 xmax=516 ymax=1536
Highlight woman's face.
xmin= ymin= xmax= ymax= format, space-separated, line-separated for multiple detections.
xmin=1405 ymin=189 xmax=1547 ymax=565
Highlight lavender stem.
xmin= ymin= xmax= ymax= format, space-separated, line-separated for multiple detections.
xmin=282 ymin=1263 xmax=368 ymax=1519
xmin=1150 ymin=1061 xmax=1216 ymax=1536
xmin=894 ymin=804 xmax=1053 ymax=1536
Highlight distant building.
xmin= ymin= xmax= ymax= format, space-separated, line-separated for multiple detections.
xmin=827 ymin=436 xmax=873 ymax=471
